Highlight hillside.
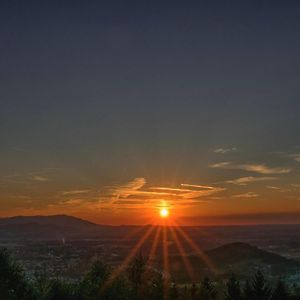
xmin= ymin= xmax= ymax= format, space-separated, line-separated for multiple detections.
xmin=0 ymin=215 xmax=112 ymax=240
xmin=167 ymin=242 xmax=300 ymax=281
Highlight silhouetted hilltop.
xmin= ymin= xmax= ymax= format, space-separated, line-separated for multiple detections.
xmin=0 ymin=214 xmax=99 ymax=228
xmin=0 ymin=215 xmax=112 ymax=240
xmin=207 ymin=242 xmax=299 ymax=269
xmin=167 ymin=242 xmax=300 ymax=281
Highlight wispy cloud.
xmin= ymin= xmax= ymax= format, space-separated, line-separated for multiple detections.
xmin=214 ymin=147 xmax=237 ymax=154
xmin=288 ymin=153 xmax=300 ymax=162
xmin=211 ymin=162 xmax=291 ymax=174
xmin=104 ymin=178 xmax=225 ymax=208
xmin=61 ymin=190 xmax=91 ymax=196
xmin=32 ymin=175 xmax=49 ymax=182
xmin=266 ymin=186 xmax=282 ymax=190
xmin=233 ymin=192 xmax=259 ymax=198
xmin=291 ymin=184 xmax=300 ymax=188
xmin=226 ymin=176 xmax=277 ymax=185
xmin=109 ymin=177 xmax=146 ymax=198
xmin=180 ymin=183 xmax=215 ymax=190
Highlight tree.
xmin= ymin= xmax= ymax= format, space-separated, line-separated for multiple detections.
xmin=146 ymin=271 xmax=164 ymax=300
xmin=0 ymin=248 xmax=35 ymax=300
xmin=169 ymin=282 xmax=179 ymax=300
xmin=198 ymin=277 xmax=217 ymax=300
xmin=225 ymin=273 xmax=242 ymax=300
xmin=80 ymin=260 xmax=111 ymax=299
xmin=42 ymin=280 xmax=74 ymax=300
xmin=243 ymin=280 xmax=253 ymax=300
xmin=190 ymin=283 xmax=198 ymax=299
xmin=127 ymin=253 xmax=147 ymax=299
xmin=251 ymin=271 xmax=271 ymax=300
xmin=271 ymin=279 xmax=290 ymax=300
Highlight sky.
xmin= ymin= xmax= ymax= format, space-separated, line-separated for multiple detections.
xmin=1 ymin=1 xmax=300 ymax=225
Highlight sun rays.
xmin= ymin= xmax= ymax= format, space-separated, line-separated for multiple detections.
xmin=100 ymin=219 xmax=218 ymax=299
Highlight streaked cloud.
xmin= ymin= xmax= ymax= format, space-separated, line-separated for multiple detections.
xmin=32 ymin=175 xmax=49 ymax=182
xmin=233 ymin=192 xmax=259 ymax=198
xmin=61 ymin=189 xmax=91 ymax=196
xmin=210 ymin=162 xmax=291 ymax=174
xmin=226 ymin=176 xmax=277 ymax=185
xmin=266 ymin=186 xmax=282 ymax=190
xmin=105 ymin=178 xmax=225 ymax=208
xmin=288 ymin=153 xmax=300 ymax=162
xmin=180 ymin=183 xmax=215 ymax=190
xmin=109 ymin=177 xmax=146 ymax=198
xmin=214 ymin=147 xmax=237 ymax=154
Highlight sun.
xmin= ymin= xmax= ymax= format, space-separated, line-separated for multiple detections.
xmin=159 ymin=208 xmax=169 ymax=218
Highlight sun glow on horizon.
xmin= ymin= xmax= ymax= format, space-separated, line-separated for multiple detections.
xmin=159 ymin=208 xmax=169 ymax=218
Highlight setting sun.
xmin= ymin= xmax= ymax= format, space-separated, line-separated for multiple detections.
xmin=159 ymin=208 xmax=169 ymax=218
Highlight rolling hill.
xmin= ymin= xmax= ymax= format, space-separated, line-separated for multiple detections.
xmin=0 ymin=215 xmax=112 ymax=240
xmin=167 ymin=242 xmax=300 ymax=281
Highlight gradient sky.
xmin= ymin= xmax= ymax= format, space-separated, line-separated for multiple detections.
xmin=1 ymin=1 xmax=300 ymax=224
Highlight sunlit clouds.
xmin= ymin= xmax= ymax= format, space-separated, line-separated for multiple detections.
xmin=211 ymin=162 xmax=291 ymax=174
xmin=1 ymin=146 xmax=300 ymax=225
xmin=214 ymin=147 xmax=238 ymax=154
xmin=106 ymin=178 xmax=225 ymax=209
xmin=226 ymin=176 xmax=277 ymax=185
xmin=233 ymin=192 xmax=259 ymax=198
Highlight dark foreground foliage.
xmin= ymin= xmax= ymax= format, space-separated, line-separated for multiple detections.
xmin=1 ymin=248 xmax=300 ymax=300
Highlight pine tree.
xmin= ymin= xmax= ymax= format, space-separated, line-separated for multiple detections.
xmin=128 ymin=253 xmax=147 ymax=299
xmin=271 ymin=279 xmax=290 ymax=300
xmin=169 ymin=282 xmax=179 ymax=300
xmin=225 ymin=273 xmax=242 ymax=300
xmin=251 ymin=271 xmax=271 ymax=300
xmin=198 ymin=277 xmax=217 ymax=300
xmin=243 ymin=280 xmax=253 ymax=300
xmin=190 ymin=283 xmax=198 ymax=299
xmin=0 ymin=248 xmax=35 ymax=300
xmin=80 ymin=260 xmax=111 ymax=299
xmin=147 ymin=272 xmax=164 ymax=300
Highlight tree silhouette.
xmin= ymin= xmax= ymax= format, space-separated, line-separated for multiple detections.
xmin=271 ymin=279 xmax=290 ymax=300
xmin=80 ymin=260 xmax=111 ymax=299
xmin=198 ymin=277 xmax=217 ymax=300
xmin=146 ymin=272 xmax=164 ymax=300
xmin=225 ymin=273 xmax=242 ymax=300
xmin=190 ymin=282 xmax=198 ymax=299
xmin=169 ymin=282 xmax=179 ymax=300
xmin=0 ymin=248 xmax=34 ymax=300
xmin=128 ymin=253 xmax=147 ymax=299
xmin=251 ymin=271 xmax=271 ymax=300
xmin=42 ymin=280 xmax=76 ymax=300
xmin=1 ymin=248 xmax=299 ymax=300
xmin=243 ymin=280 xmax=253 ymax=300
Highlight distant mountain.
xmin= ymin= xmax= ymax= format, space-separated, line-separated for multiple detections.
xmin=168 ymin=242 xmax=300 ymax=281
xmin=206 ymin=242 xmax=299 ymax=273
xmin=0 ymin=215 xmax=99 ymax=229
xmin=0 ymin=215 xmax=114 ymax=240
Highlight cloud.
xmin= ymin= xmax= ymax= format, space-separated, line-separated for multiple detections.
xmin=32 ymin=175 xmax=49 ymax=182
xmin=214 ymin=147 xmax=237 ymax=154
xmin=110 ymin=177 xmax=146 ymax=198
xmin=233 ymin=192 xmax=259 ymax=198
xmin=60 ymin=199 xmax=85 ymax=205
xmin=210 ymin=162 xmax=291 ymax=174
xmin=266 ymin=186 xmax=282 ymax=190
xmin=288 ymin=153 xmax=300 ymax=162
xmin=180 ymin=183 xmax=215 ymax=190
xmin=61 ymin=190 xmax=91 ymax=196
xmin=211 ymin=162 xmax=231 ymax=168
xmin=291 ymin=184 xmax=300 ymax=188
xmin=226 ymin=176 xmax=277 ymax=185
xmin=104 ymin=178 xmax=225 ymax=208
